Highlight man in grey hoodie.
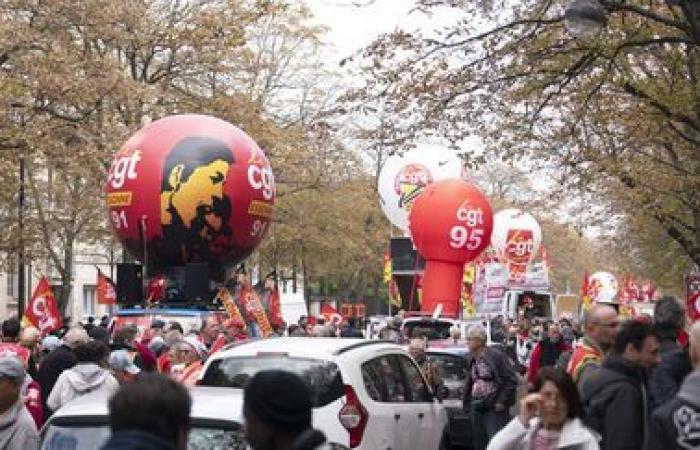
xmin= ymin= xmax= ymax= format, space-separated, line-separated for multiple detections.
xmin=646 ymin=321 xmax=700 ymax=450
xmin=0 ymin=356 xmax=39 ymax=450
xmin=47 ymin=340 xmax=119 ymax=412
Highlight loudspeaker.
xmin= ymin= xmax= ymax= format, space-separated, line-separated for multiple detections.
xmin=390 ymin=237 xmax=425 ymax=273
xmin=117 ymin=263 xmax=143 ymax=304
xmin=182 ymin=263 xmax=211 ymax=302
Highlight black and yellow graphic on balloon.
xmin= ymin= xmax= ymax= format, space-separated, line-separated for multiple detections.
xmin=160 ymin=137 xmax=234 ymax=263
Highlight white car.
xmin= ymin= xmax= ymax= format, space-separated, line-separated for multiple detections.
xmin=41 ymin=387 xmax=250 ymax=449
xmin=200 ymin=337 xmax=451 ymax=450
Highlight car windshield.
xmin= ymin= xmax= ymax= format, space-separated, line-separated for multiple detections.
xmin=403 ymin=320 xmax=453 ymax=340
xmin=428 ymin=353 xmax=466 ymax=381
xmin=200 ymin=356 xmax=344 ymax=407
xmin=42 ymin=425 xmax=247 ymax=450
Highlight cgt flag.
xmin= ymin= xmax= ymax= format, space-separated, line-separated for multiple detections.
xmin=23 ymin=276 xmax=62 ymax=335
xmin=96 ymin=268 xmax=117 ymax=305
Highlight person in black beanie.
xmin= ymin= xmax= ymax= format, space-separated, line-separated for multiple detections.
xmin=243 ymin=370 xmax=330 ymax=450
xmin=101 ymin=374 xmax=191 ymax=450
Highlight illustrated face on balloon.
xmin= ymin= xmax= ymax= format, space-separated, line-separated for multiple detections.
xmin=106 ymin=114 xmax=275 ymax=270
xmin=160 ymin=137 xmax=234 ymax=260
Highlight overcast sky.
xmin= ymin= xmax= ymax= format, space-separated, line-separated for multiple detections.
xmin=310 ymin=0 xmax=427 ymax=63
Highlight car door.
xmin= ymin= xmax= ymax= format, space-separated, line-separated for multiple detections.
xmin=396 ymin=354 xmax=445 ymax=449
xmin=359 ymin=355 xmax=402 ymax=450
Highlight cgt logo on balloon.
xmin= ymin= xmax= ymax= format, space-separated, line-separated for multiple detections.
xmin=450 ymin=202 xmax=487 ymax=251
xmin=395 ymin=163 xmax=433 ymax=209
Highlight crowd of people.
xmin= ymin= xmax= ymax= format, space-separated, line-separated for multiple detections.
xmin=0 ymin=295 xmax=699 ymax=450
xmin=0 ymin=310 xmax=370 ymax=450
xmin=475 ymin=297 xmax=700 ymax=450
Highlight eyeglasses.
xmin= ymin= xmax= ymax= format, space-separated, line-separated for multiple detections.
xmin=595 ymin=321 xmax=619 ymax=328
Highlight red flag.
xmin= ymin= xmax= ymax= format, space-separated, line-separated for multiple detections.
xmin=320 ymin=303 xmax=341 ymax=323
xmin=97 ymin=268 xmax=117 ymax=305
xmin=24 ymin=277 xmax=62 ymax=335
xmin=268 ymin=286 xmax=283 ymax=326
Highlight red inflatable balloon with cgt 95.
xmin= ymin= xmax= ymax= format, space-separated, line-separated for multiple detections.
xmin=409 ymin=179 xmax=493 ymax=317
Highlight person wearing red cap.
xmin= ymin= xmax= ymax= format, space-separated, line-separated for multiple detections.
xmin=209 ymin=318 xmax=249 ymax=355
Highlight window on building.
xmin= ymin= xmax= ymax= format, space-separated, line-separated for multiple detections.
xmin=83 ymin=285 xmax=97 ymax=316
xmin=5 ymin=256 xmax=16 ymax=298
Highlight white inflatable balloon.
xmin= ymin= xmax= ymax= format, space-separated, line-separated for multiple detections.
xmin=589 ymin=271 xmax=618 ymax=303
xmin=378 ymin=146 xmax=467 ymax=231
xmin=490 ymin=209 xmax=542 ymax=279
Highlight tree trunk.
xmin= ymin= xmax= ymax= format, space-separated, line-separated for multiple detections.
xmin=58 ymin=236 xmax=74 ymax=317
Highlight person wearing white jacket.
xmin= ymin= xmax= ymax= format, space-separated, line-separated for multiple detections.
xmin=47 ymin=340 xmax=119 ymax=412
xmin=488 ymin=367 xmax=599 ymax=450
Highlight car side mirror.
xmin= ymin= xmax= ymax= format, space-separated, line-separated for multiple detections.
xmin=435 ymin=385 xmax=449 ymax=402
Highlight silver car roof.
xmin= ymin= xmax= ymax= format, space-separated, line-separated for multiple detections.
xmin=48 ymin=386 xmax=243 ymax=425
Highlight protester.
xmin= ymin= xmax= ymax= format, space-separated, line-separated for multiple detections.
xmin=199 ymin=316 xmax=221 ymax=350
xmin=645 ymin=321 xmax=700 ymax=450
xmin=339 ymin=317 xmax=364 ymax=338
xmin=647 ymin=296 xmax=692 ymax=409
xmin=408 ymin=338 xmax=443 ymax=393
xmin=209 ymin=318 xmax=249 ymax=354
xmin=0 ymin=319 xmax=30 ymax=364
xmin=48 ymin=340 xmax=119 ymax=412
xmin=37 ymin=327 xmax=88 ymax=415
xmin=171 ymin=337 xmax=206 ymax=386
xmin=243 ymin=370 xmax=331 ymax=450
xmin=101 ymin=374 xmax=191 ymax=450
xmin=378 ymin=315 xmax=403 ymax=343
xmin=157 ymin=330 xmax=183 ymax=374
xmin=111 ymin=324 xmax=156 ymax=372
xmin=109 ymin=350 xmax=142 ymax=385
xmin=567 ymin=304 xmax=619 ymax=385
xmin=83 ymin=316 xmax=96 ymax=334
xmin=0 ymin=356 xmax=40 ymax=450
xmin=488 ymin=367 xmax=599 ymax=450
xmin=579 ymin=320 xmax=661 ymax=450
xmin=165 ymin=320 xmax=184 ymax=335
xmin=527 ymin=323 xmax=570 ymax=386
xmin=463 ymin=324 xmax=518 ymax=450
xmin=88 ymin=325 xmax=111 ymax=345
xmin=39 ymin=335 xmax=61 ymax=358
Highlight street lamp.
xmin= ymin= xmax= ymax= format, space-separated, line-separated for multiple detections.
xmin=564 ymin=0 xmax=608 ymax=40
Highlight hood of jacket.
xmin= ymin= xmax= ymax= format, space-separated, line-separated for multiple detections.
xmin=602 ymin=354 xmax=644 ymax=383
xmin=64 ymin=363 xmax=109 ymax=393
xmin=678 ymin=369 xmax=700 ymax=408
xmin=100 ymin=430 xmax=177 ymax=450
xmin=0 ymin=397 xmax=23 ymax=430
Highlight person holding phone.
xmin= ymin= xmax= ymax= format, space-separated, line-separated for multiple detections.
xmin=487 ymin=367 xmax=599 ymax=450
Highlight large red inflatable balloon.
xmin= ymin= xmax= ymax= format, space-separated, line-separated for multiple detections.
xmin=105 ymin=114 xmax=275 ymax=269
xmin=409 ymin=179 xmax=493 ymax=317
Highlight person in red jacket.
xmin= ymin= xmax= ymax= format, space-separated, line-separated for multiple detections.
xmin=527 ymin=323 xmax=570 ymax=386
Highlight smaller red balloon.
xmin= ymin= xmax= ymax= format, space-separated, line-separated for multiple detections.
xmin=409 ymin=179 xmax=493 ymax=317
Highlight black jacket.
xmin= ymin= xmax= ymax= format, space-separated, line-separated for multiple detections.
xmin=645 ymin=369 xmax=700 ymax=450
xmin=647 ymin=337 xmax=691 ymax=410
xmin=579 ymin=354 xmax=648 ymax=450
xmin=339 ymin=326 xmax=363 ymax=338
xmin=462 ymin=346 xmax=518 ymax=410
xmin=36 ymin=345 xmax=77 ymax=415
xmin=100 ymin=430 xmax=177 ymax=450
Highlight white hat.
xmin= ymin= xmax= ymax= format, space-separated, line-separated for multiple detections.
xmin=108 ymin=350 xmax=140 ymax=375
